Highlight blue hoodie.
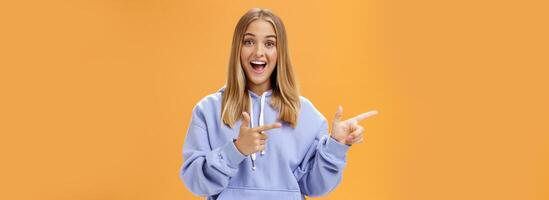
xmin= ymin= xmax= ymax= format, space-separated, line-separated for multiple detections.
xmin=179 ymin=87 xmax=350 ymax=200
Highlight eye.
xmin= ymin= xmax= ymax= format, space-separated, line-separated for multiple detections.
xmin=265 ymin=41 xmax=276 ymax=48
xmin=243 ymin=39 xmax=254 ymax=46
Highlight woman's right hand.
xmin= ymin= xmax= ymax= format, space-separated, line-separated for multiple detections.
xmin=234 ymin=112 xmax=282 ymax=156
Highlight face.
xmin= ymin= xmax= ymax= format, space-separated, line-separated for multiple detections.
xmin=240 ymin=19 xmax=277 ymax=92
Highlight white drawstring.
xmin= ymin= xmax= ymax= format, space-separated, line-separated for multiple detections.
xmin=248 ymin=91 xmax=268 ymax=171
xmin=259 ymin=91 xmax=266 ymax=155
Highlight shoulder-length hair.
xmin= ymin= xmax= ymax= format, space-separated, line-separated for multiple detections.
xmin=221 ymin=8 xmax=300 ymax=128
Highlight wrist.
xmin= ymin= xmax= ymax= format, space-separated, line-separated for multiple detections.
xmin=233 ymin=139 xmax=248 ymax=155
xmin=331 ymin=135 xmax=352 ymax=146
xmin=330 ymin=135 xmax=344 ymax=143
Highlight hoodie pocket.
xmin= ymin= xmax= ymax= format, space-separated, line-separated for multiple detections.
xmin=216 ymin=187 xmax=304 ymax=200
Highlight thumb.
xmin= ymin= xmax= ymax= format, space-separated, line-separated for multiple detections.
xmin=333 ymin=105 xmax=343 ymax=124
xmin=241 ymin=112 xmax=250 ymax=128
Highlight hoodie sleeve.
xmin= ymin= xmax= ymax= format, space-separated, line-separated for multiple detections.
xmin=293 ymin=119 xmax=350 ymax=197
xmin=179 ymin=105 xmax=247 ymax=196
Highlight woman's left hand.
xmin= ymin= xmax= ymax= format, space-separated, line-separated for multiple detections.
xmin=330 ymin=106 xmax=378 ymax=146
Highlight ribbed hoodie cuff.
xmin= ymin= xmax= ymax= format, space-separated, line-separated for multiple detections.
xmin=219 ymin=140 xmax=247 ymax=168
xmin=325 ymin=136 xmax=350 ymax=159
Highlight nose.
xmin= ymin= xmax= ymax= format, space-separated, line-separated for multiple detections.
xmin=254 ymin=45 xmax=265 ymax=58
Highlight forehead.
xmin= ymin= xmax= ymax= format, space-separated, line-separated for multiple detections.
xmin=244 ymin=19 xmax=276 ymax=36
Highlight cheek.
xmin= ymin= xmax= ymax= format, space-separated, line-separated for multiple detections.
xmin=240 ymin=48 xmax=251 ymax=63
xmin=268 ymin=50 xmax=277 ymax=65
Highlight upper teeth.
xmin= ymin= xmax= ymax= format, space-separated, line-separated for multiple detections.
xmin=251 ymin=61 xmax=266 ymax=65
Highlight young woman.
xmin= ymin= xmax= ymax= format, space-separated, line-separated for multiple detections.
xmin=179 ymin=8 xmax=378 ymax=200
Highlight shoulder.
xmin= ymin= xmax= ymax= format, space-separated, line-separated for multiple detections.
xmin=193 ymin=88 xmax=223 ymax=112
xmin=298 ymin=95 xmax=327 ymax=125
xmin=190 ymin=87 xmax=224 ymax=125
xmin=299 ymin=96 xmax=318 ymax=112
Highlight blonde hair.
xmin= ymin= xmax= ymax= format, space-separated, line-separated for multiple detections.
xmin=221 ymin=8 xmax=300 ymax=128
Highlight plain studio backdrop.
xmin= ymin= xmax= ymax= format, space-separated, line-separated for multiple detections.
xmin=0 ymin=0 xmax=548 ymax=199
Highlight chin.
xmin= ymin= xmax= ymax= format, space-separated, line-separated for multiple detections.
xmin=249 ymin=77 xmax=269 ymax=85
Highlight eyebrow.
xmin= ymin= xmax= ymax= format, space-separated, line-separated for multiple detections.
xmin=244 ymin=33 xmax=277 ymax=39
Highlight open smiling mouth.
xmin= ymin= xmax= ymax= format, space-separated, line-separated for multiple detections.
xmin=250 ymin=60 xmax=267 ymax=74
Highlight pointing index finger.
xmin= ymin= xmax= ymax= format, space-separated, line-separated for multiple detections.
xmin=253 ymin=122 xmax=282 ymax=132
xmin=346 ymin=110 xmax=379 ymax=125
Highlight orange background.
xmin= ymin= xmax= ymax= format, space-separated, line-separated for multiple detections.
xmin=1 ymin=0 xmax=548 ymax=199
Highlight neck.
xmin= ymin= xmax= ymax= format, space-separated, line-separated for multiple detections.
xmin=247 ymin=81 xmax=272 ymax=95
